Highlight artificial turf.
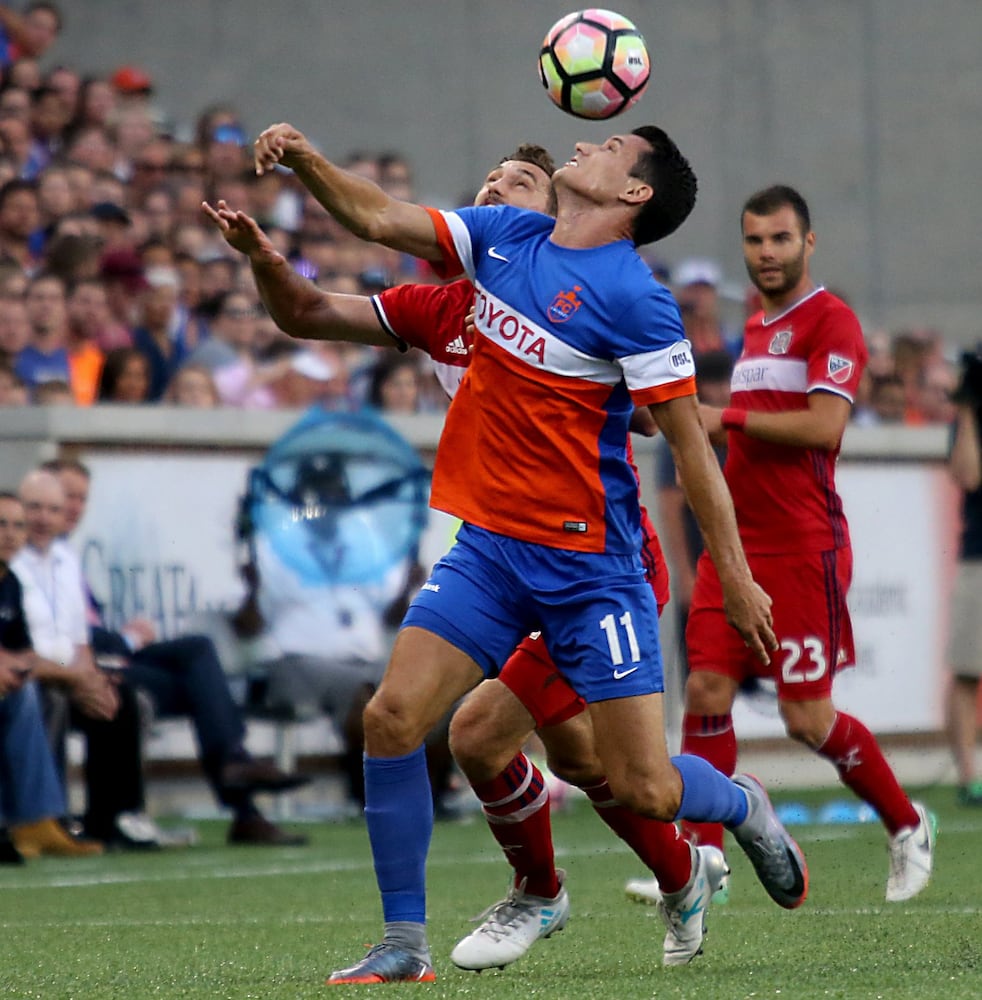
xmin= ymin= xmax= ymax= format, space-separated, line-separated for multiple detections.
xmin=1 ymin=785 xmax=979 ymax=999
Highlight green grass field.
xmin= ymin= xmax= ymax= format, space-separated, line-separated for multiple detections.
xmin=2 ymin=785 xmax=980 ymax=999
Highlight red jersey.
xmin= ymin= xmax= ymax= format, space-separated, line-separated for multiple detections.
xmin=374 ymin=279 xmax=670 ymax=607
xmin=725 ymin=287 xmax=867 ymax=554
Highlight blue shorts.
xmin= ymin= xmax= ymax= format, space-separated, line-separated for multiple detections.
xmin=402 ymin=523 xmax=664 ymax=703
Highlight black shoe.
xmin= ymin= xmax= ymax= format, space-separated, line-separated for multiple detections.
xmin=0 ymin=828 xmax=25 ymax=865
xmin=227 ymin=814 xmax=308 ymax=846
xmin=221 ymin=759 xmax=312 ymax=794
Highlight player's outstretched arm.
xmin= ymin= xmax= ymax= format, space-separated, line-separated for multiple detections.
xmin=253 ymin=122 xmax=442 ymax=261
xmin=651 ymin=393 xmax=777 ymax=664
xmin=201 ymin=200 xmax=393 ymax=347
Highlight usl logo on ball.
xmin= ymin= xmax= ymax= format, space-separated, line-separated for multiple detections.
xmin=538 ymin=9 xmax=650 ymax=120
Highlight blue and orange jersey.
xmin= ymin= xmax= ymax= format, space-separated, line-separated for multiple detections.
xmin=422 ymin=204 xmax=695 ymax=555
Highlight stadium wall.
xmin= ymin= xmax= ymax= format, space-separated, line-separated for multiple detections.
xmin=0 ymin=408 xmax=958 ymax=743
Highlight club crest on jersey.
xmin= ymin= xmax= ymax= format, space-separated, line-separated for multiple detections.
xmin=827 ymin=353 xmax=854 ymax=384
xmin=547 ymin=286 xmax=583 ymax=323
xmin=768 ymin=328 xmax=793 ymax=355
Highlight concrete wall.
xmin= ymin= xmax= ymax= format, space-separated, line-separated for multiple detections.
xmin=53 ymin=1 xmax=982 ymax=340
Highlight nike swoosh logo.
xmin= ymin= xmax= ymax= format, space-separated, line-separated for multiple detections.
xmin=612 ymin=666 xmax=639 ymax=680
xmin=487 ymin=246 xmax=509 ymax=262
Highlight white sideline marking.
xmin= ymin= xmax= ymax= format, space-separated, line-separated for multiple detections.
xmin=1 ymin=815 xmax=972 ymax=897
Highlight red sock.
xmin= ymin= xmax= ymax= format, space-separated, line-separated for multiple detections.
xmin=817 ymin=712 xmax=919 ymax=835
xmin=471 ymin=754 xmax=559 ymax=898
xmin=584 ymin=780 xmax=692 ymax=894
xmin=679 ymin=713 xmax=737 ymax=850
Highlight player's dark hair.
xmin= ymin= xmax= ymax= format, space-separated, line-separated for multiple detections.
xmin=628 ymin=126 xmax=697 ymax=246
xmin=0 ymin=490 xmax=21 ymax=504
xmin=501 ymin=143 xmax=556 ymax=179
xmin=741 ymin=185 xmax=811 ymax=234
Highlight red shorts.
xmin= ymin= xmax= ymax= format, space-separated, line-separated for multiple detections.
xmin=498 ymin=539 xmax=669 ymax=727
xmin=686 ymin=547 xmax=855 ymax=702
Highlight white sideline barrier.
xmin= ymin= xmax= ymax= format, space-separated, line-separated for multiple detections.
xmin=0 ymin=408 xmax=958 ymax=757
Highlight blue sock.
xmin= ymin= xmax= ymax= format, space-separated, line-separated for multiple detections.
xmin=364 ymin=747 xmax=433 ymax=924
xmin=671 ymin=754 xmax=748 ymax=826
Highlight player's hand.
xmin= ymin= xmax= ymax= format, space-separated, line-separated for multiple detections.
xmin=698 ymin=403 xmax=729 ymax=447
xmin=253 ymin=122 xmax=314 ymax=175
xmin=463 ymin=305 xmax=476 ymax=346
xmin=699 ymin=403 xmax=723 ymax=435
xmin=201 ymin=200 xmax=284 ymax=265
xmin=721 ymin=579 xmax=777 ymax=665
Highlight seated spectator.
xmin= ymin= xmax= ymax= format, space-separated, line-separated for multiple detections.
xmin=0 ymin=3 xmax=61 ymax=71
xmin=194 ymin=428 xmax=452 ymax=815
xmin=0 ymin=177 xmax=40 ymax=270
xmin=69 ymin=75 xmax=117 ymax=135
xmin=98 ymin=246 xmax=149 ymax=348
xmin=0 ymin=359 xmax=27 ymax=404
xmin=163 ymin=362 xmax=219 ymax=408
xmin=0 ymin=290 xmax=29 ymax=356
xmin=131 ymin=264 xmax=191 ymax=400
xmin=0 ymin=488 xmax=101 ymax=861
xmin=13 ymin=468 xmax=154 ymax=849
xmin=867 ymin=374 xmax=907 ymax=425
xmin=15 ymin=270 xmax=70 ymax=391
xmin=368 ymin=353 xmax=421 ymax=414
xmin=32 ymin=376 xmax=72 ymax=405
xmin=672 ymin=257 xmax=740 ymax=357
xmin=95 ymin=345 xmax=150 ymax=403
xmin=49 ymin=459 xmax=311 ymax=846
xmin=913 ymin=361 xmax=958 ymax=425
xmin=64 ymin=276 xmax=108 ymax=404
xmin=218 ymin=344 xmax=339 ymax=411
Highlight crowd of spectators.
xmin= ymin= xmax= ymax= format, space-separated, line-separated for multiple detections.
xmin=663 ymin=257 xmax=961 ymax=430
xmin=0 ymin=3 xmax=966 ymax=429
xmin=0 ymin=2 xmax=448 ymax=419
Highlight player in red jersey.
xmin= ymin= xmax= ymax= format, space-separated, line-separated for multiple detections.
xmin=204 ymin=149 xmax=726 ymax=971
xmin=628 ymin=185 xmax=934 ymax=906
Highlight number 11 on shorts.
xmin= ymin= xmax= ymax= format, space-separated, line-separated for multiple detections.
xmin=600 ymin=611 xmax=641 ymax=666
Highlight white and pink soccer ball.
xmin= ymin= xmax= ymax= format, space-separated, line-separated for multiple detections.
xmin=538 ymin=9 xmax=651 ymax=120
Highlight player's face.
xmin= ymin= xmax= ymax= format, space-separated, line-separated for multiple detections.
xmin=741 ymin=206 xmax=815 ymax=302
xmin=556 ymin=133 xmax=650 ymax=204
xmin=474 ymin=160 xmax=552 ymax=213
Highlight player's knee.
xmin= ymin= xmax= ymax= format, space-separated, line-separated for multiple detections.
xmin=605 ymin=771 xmax=679 ymax=822
xmin=780 ymin=707 xmax=826 ymax=749
xmin=447 ymin=706 xmax=484 ymax=774
xmin=546 ymin=751 xmax=603 ymax=788
xmin=362 ymin=690 xmax=428 ymax=756
xmin=684 ymin=670 xmax=732 ymax=714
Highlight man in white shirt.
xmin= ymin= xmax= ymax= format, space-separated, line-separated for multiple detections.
xmin=13 ymin=468 xmax=148 ymax=846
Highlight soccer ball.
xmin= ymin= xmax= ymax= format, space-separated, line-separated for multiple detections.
xmin=538 ymin=9 xmax=650 ymax=120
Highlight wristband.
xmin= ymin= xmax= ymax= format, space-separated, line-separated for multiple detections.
xmin=720 ymin=407 xmax=748 ymax=432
